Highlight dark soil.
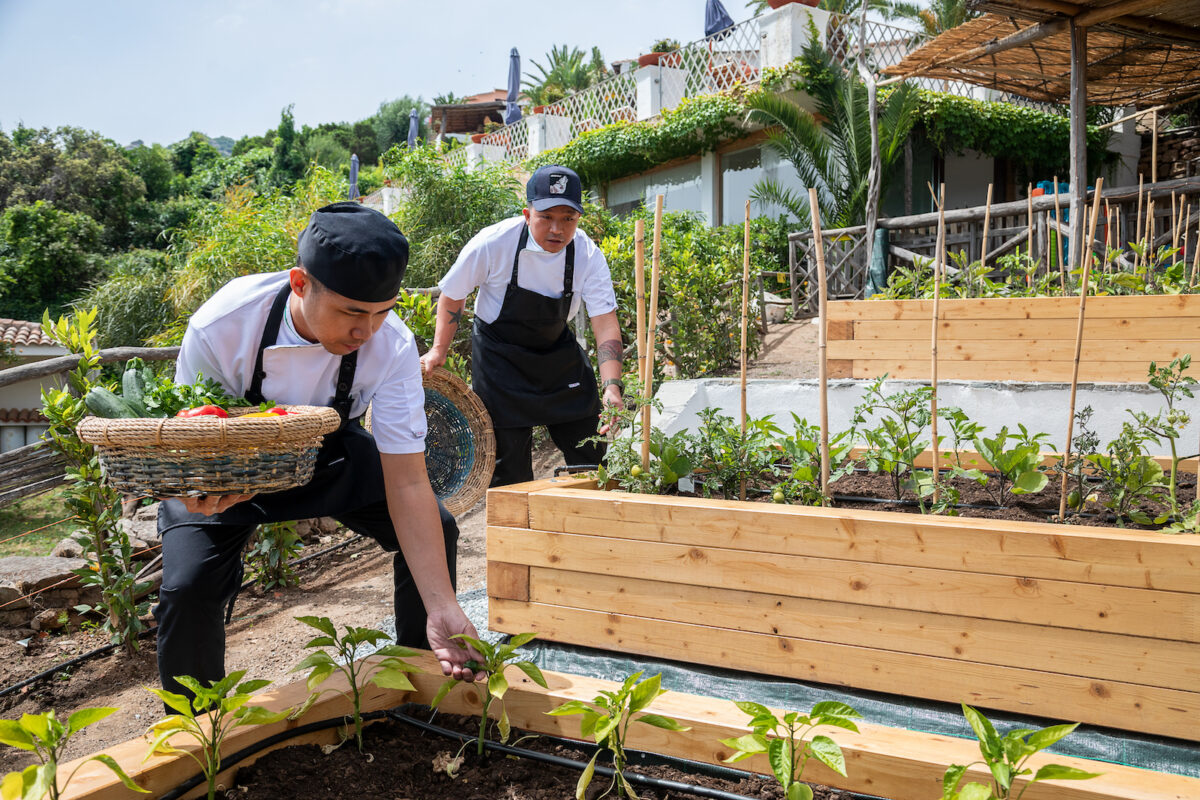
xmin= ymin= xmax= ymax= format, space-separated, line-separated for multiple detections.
xmin=694 ymin=470 xmax=1197 ymax=529
xmin=230 ymin=711 xmax=853 ymax=800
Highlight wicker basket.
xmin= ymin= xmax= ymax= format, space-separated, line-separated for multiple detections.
xmin=366 ymin=368 xmax=495 ymax=516
xmin=76 ymin=405 xmax=341 ymax=497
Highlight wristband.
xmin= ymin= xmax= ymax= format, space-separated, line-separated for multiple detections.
xmin=602 ymin=378 xmax=623 ymax=395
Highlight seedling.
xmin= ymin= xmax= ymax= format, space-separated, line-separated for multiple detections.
xmin=851 ymin=377 xmax=932 ymax=505
xmin=971 ymin=425 xmax=1052 ymax=507
xmin=289 ymin=616 xmax=420 ymax=753
xmin=1086 ymin=422 xmax=1167 ymax=526
xmin=547 ymin=671 xmax=690 ymax=799
xmin=1130 ymin=356 xmax=1195 ymax=516
xmin=144 ymin=671 xmax=290 ymax=800
xmin=721 ymin=700 xmax=861 ymax=800
xmin=0 ymin=709 xmax=147 ymax=800
xmin=776 ymin=414 xmax=854 ymax=506
xmin=1052 ymin=406 xmax=1100 ymax=517
xmin=943 ymin=704 xmax=1100 ymax=799
xmin=430 ymin=632 xmax=547 ymax=758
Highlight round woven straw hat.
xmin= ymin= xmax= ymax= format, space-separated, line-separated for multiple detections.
xmin=367 ymin=367 xmax=494 ymax=516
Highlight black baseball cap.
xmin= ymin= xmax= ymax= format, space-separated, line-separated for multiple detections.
xmin=297 ymin=202 xmax=409 ymax=302
xmin=527 ymin=165 xmax=584 ymax=214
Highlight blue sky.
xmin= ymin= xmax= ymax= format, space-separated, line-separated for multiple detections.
xmin=0 ymin=0 xmax=768 ymax=146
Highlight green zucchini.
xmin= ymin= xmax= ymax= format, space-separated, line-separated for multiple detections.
xmin=85 ymin=387 xmax=141 ymax=419
xmin=121 ymin=361 xmax=148 ymax=416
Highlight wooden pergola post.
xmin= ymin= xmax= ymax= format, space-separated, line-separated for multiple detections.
xmin=1068 ymin=19 xmax=1088 ymax=269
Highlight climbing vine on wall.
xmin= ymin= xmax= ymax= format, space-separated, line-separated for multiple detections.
xmin=524 ymin=95 xmax=744 ymax=186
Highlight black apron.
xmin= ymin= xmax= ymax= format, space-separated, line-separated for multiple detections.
xmin=159 ymin=282 xmax=383 ymax=532
xmin=470 ymin=225 xmax=600 ymax=429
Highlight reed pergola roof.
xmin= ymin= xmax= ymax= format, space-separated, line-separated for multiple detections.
xmin=883 ymin=1 xmax=1200 ymax=107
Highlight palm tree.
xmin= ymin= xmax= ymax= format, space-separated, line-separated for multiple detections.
xmin=890 ymin=0 xmax=976 ymax=35
xmin=522 ymin=45 xmax=602 ymax=107
xmin=745 ymin=32 xmax=917 ymax=227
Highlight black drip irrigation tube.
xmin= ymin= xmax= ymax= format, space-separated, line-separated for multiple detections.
xmin=156 ymin=703 xmax=892 ymax=800
xmin=0 ymin=535 xmax=367 ymax=701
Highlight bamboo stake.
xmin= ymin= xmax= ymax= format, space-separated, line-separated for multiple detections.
xmin=1102 ymin=206 xmax=1113 ymax=275
xmin=1026 ymin=183 xmax=1034 ymax=283
xmin=931 ymin=184 xmax=945 ymax=503
xmin=1171 ymin=191 xmax=1179 ymax=255
xmin=1135 ymin=174 xmax=1144 ymax=269
xmin=739 ymin=200 xmax=751 ymax=502
xmin=980 ymin=183 xmax=993 ymax=293
xmin=1058 ymin=176 xmax=1103 ymax=520
xmin=634 ymin=219 xmax=648 ymax=471
xmin=1053 ymin=176 xmax=1065 ymax=293
xmin=1192 ymin=217 xmax=1200 ymax=288
xmin=1144 ymin=199 xmax=1155 ymax=284
xmin=809 ymin=188 xmax=830 ymax=498
xmin=642 ymin=196 xmax=664 ymax=466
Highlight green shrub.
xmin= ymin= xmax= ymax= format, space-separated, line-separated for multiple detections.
xmin=78 ymin=249 xmax=177 ymax=348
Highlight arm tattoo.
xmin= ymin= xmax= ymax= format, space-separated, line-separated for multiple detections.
xmin=597 ymin=339 xmax=623 ymax=366
xmin=446 ymin=307 xmax=463 ymax=328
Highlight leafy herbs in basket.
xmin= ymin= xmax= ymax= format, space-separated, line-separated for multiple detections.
xmin=83 ymin=358 xmax=262 ymax=419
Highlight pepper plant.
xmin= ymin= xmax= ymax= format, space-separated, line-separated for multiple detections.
xmin=721 ymin=700 xmax=862 ymax=800
xmin=1128 ymin=356 xmax=1195 ymax=517
xmin=40 ymin=310 xmax=149 ymax=655
xmin=851 ymin=377 xmax=932 ymax=505
xmin=774 ymin=414 xmax=854 ymax=506
xmin=693 ymin=408 xmax=785 ymax=500
xmin=430 ymin=632 xmax=547 ymax=758
xmin=1 ymin=709 xmax=147 ymax=800
xmin=289 ymin=616 xmax=420 ymax=753
xmin=1086 ymin=422 xmax=1167 ymax=526
xmin=942 ymin=704 xmax=1099 ymax=799
xmin=145 ymin=671 xmax=290 ymax=800
xmin=547 ymin=671 xmax=690 ymax=799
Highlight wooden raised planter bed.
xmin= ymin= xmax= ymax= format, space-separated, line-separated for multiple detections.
xmin=486 ymin=478 xmax=1200 ymax=745
xmin=56 ymin=650 xmax=1199 ymax=800
xmin=826 ymin=294 xmax=1200 ymax=382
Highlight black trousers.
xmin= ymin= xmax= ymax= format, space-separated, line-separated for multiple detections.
xmin=491 ymin=414 xmax=606 ymax=487
xmin=153 ymin=424 xmax=458 ymax=699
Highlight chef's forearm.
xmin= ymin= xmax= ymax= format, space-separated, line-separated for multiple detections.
xmin=431 ymin=294 xmax=467 ymax=355
xmin=381 ymin=453 xmax=457 ymax=609
xmin=592 ymin=311 xmax=623 ymax=384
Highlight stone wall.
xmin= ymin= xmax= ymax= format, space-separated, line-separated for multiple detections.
xmin=1139 ymin=126 xmax=1200 ymax=181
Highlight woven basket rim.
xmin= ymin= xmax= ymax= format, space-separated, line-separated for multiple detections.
xmin=77 ymin=404 xmax=341 ymax=449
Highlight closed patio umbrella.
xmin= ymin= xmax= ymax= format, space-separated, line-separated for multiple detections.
xmin=504 ymin=47 xmax=522 ymax=125
xmin=705 ymin=0 xmax=734 ymax=39
xmin=348 ymin=153 xmax=359 ymax=200
xmin=406 ymin=109 xmax=419 ymax=148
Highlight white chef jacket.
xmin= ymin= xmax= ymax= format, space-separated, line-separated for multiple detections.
xmin=437 ymin=216 xmax=618 ymax=323
xmin=176 ymin=271 xmax=427 ymax=455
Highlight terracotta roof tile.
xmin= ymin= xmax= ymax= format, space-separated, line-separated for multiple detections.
xmin=0 ymin=319 xmax=54 ymax=347
xmin=0 ymin=409 xmax=48 ymax=424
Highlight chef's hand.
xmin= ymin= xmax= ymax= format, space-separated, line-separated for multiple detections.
xmin=597 ymin=384 xmax=623 ymax=435
xmin=426 ymin=602 xmax=484 ymax=682
xmin=420 ymin=347 xmax=446 ymax=376
xmin=178 ymin=493 xmax=255 ymax=515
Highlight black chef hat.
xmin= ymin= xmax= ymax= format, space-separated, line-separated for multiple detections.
xmin=297 ymin=202 xmax=409 ymax=302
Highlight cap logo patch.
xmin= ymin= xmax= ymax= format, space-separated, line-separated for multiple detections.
xmin=549 ymin=174 xmax=568 ymax=195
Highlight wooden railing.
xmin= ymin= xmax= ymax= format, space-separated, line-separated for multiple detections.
xmin=787 ymin=176 xmax=1200 ymax=313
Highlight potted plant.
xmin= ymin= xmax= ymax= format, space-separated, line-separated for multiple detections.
xmin=637 ymin=38 xmax=681 ymax=68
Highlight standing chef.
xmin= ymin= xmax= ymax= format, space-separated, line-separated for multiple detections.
xmin=421 ymin=165 xmax=623 ymax=485
xmin=154 ymin=202 xmax=480 ymax=700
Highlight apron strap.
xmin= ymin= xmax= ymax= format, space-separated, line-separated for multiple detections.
xmin=509 ymin=224 xmax=577 ymax=298
xmin=245 ymin=283 xmax=292 ymax=405
xmin=245 ymin=280 xmax=359 ymax=426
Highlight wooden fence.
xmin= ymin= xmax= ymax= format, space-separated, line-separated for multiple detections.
xmin=787 ymin=176 xmax=1200 ymax=313
xmin=826 ymin=293 xmax=1200 ymax=382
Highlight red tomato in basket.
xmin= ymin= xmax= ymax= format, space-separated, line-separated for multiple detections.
xmin=176 ymin=405 xmax=229 ymax=418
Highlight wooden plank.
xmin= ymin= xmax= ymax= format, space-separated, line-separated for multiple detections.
xmin=846 ymin=359 xmax=1164 ymax=382
xmin=522 ymin=567 xmax=1198 ymax=691
xmin=844 ymin=445 xmax=1197 ymax=474
xmin=525 ymin=489 xmax=1200 ymax=594
xmin=828 ymin=338 xmax=1200 ymax=363
xmin=56 ymin=650 xmax=1200 ymax=800
xmin=488 ymin=527 xmax=1198 ymax=641
xmin=488 ymin=560 xmax=529 ymax=601
xmin=485 ymin=476 xmax=597 ymax=528
xmin=850 ymin=316 xmax=1200 ymax=341
xmin=827 ymin=359 xmax=853 ymax=378
xmin=827 ymin=294 xmax=1200 ymax=322
xmin=491 ymin=599 xmax=1200 ymax=743
xmin=827 ymin=319 xmax=854 ymax=340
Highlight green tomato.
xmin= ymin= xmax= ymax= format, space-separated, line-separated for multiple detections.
xmin=630 ymin=466 xmax=644 ymax=478
xmin=1067 ymin=490 xmax=1082 ymax=510
xmin=772 ymin=490 xmax=785 ymax=503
